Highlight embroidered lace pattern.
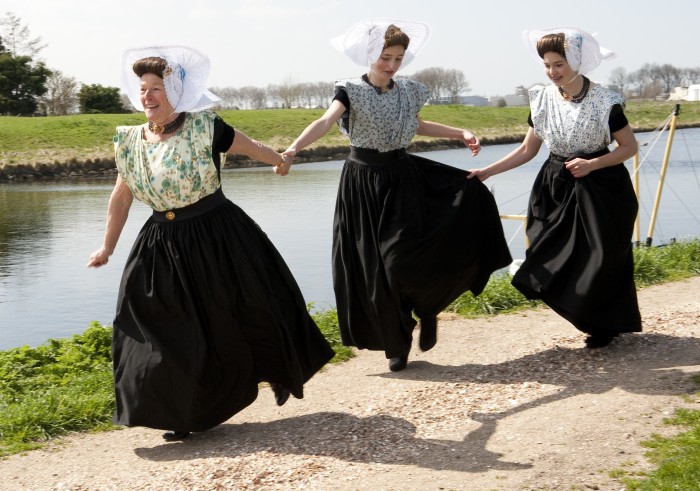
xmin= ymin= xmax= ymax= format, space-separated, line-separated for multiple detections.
xmin=114 ymin=111 xmax=223 ymax=211
xmin=335 ymin=77 xmax=430 ymax=152
xmin=528 ymin=83 xmax=625 ymax=157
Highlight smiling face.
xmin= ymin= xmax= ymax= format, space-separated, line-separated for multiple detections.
xmin=139 ymin=73 xmax=174 ymax=124
xmin=369 ymin=45 xmax=406 ymax=85
xmin=542 ymin=52 xmax=577 ymax=87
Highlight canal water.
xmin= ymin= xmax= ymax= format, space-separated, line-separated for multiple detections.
xmin=1 ymin=128 xmax=698 ymax=350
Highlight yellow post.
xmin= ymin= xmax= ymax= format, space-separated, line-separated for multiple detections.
xmin=633 ymin=151 xmax=640 ymax=247
xmin=646 ymin=104 xmax=680 ymax=247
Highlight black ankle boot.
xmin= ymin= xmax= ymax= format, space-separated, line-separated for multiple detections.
xmin=584 ymin=335 xmax=615 ymax=349
xmin=270 ymin=382 xmax=291 ymax=406
xmin=162 ymin=430 xmax=190 ymax=441
xmin=389 ymin=355 xmax=408 ymax=372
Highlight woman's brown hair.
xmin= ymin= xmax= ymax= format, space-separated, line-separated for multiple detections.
xmin=132 ymin=57 xmax=168 ymax=78
xmin=536 ymin=33 xmax=566 ymax=60
xmin=384 ymin=24 xmax=410 ymax=50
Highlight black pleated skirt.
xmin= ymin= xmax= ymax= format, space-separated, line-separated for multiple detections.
xmin=332 ymin=147 xmax=512 ymax=359
xmin=112 ymin=190 xmax=335 ymax=432
xmin=512 ymin=151 xmax=642 ymax=335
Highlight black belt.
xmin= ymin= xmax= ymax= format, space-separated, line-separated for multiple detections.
xmin=349 ymin=146 xmax=408 ymax=166
xmin=549 ymin=148 xmax=610 ymax=165
xmin=151 ymin=188 xmax=226 ymax=222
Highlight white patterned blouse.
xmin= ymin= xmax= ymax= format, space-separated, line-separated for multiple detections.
xmin=528 ymin=83 xmax=625 ymax=157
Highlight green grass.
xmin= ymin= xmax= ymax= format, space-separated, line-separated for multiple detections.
xmin=309 ymin=303 xmax=354 ymax=363
xmin=0 ymin=309 xmax=351 ymax=457
xmin=0 ymin=322 xmax=115 ymax=456
xmin=619 ymin=405 xmax=700 ymax=490
xmin=2 ymin=101 xmax=698 ymax=166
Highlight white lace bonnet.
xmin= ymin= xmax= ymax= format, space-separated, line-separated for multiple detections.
xmin=330 ymin=18 xmax=431 ymax=68
xmin=522 ymin=27 xmax=616 ymax=74
xmin=122 ymin=45 xmax=221 ymax=112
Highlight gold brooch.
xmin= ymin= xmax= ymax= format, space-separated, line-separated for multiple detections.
xmin=165 ymin=211 xmax=176 ymax=221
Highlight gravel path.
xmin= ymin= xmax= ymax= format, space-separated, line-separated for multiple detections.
xmin=2 ymin=277 xmax=699 ymax=490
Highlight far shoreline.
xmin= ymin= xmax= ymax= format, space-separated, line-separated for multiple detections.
xmin=0 ymin=136 xmax=519 ymax=182
xmin=1 ymin=122 xmax=698 ymax=182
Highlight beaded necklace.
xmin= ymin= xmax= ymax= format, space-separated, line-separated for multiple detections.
xmin=148 ymin=112 xmax=187 ymax=134
xmin=558 ymin=76 xmax=590 ymax=103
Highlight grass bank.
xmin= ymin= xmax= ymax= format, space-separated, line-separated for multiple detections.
xmin=1 ymin=101 xmax=698 ymax=179
xmin=0 ymin=310 xmax=353 ymax=458
xmin=1 ymin=240 xmax=699 ymax=469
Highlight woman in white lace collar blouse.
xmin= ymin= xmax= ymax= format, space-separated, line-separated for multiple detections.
xmin=469 ymin=28 xmax=641 ymax=349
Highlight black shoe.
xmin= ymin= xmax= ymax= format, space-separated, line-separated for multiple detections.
xmin=270 ymin=382 xmax=291 ymax=406
xmin=584 ymin=335 xmax=615 ymax=349
xmin=418 ymin=316 xmax=438 ymax=352
xmin=389 ymin=355 xmax=408 ymax=372
xmin=162 ymin=430 xmax=190 ymax=441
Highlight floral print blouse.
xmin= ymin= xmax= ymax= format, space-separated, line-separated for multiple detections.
xmin=529 ymin=83 xmax=625 ymax=157
xmin=114 ymin=111 xmax=225 ymax=211
xmin=335 ymin=77 xmax=430 ymax=152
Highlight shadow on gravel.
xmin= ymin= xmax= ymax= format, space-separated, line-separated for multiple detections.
xmin=132 ymin=333 xmax=698 ymax=474
xmin=382 ymin=332 xmax=700 ymax=458
xmin=134 ymin=410 xmax=532 ymax=472
xmin=386 ymin=332 xmax=700 ymax=397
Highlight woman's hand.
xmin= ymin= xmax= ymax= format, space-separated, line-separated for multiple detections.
xmin=466 ymin=167 xmax=489 ymax=181
xmin=87 ymin=247 xmax=112 ymax=268
xmin=461 ymin=131 xmax=481 ymax=157
xmin=565 ymin=157 xmax=595 ymax=178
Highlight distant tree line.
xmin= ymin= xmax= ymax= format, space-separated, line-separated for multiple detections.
xmin=609 ymin=64 xmax=700 ymax=99
xmin=2 ymin=12 xmax=700 ymax=116
xmin=209 ymin=67 xmax=471 ymax=109
xmin=210 ymin=80 xmax=336 ymax=110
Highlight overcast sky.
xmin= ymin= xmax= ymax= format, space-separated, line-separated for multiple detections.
xmin=3 ymin=0 xmax=696 ymax=98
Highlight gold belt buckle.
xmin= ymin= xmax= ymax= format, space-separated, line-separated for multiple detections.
xmin=165 ymin=211 xmax=176 ymax=221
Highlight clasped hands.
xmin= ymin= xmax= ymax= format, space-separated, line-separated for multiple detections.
xmin=273 ymin=150 xmax=297 ymax=176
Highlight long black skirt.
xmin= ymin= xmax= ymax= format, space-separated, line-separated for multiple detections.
xmin=332 ymin=147 xmax=512 ymax=359
xmin=511 ymin=152 xmax=642 ymax=335
xmin=112 ymin=190 xmax=335 ymax=432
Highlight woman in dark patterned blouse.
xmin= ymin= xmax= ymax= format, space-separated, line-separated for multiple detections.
xmin=469 ymin=28 xmax=641 ymax=348
xmin=283 ymin=19 xmax=511 ymax=372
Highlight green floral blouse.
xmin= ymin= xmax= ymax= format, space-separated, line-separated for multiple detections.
xmin=114 ymin=111 xmax=224 ymax=211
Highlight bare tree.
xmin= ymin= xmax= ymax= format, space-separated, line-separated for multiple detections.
xmin=315 ymin=81 xmax=335 ymax=108
xmin=411 ymin=67 xmax=470 ymax=102
xmin=276 ymin=77 xmax=301 ymax=108
xmin=608 ymin=67 xmax=628 ymax=94
xmin=38 ymin=69 xmax=78 ymax=115
xmin=299 ymin=82 xmax=316 ymax=108
xmin=654 ymin=63 xmax=681 ymax=94
xmin=412 ymin=67 xmax=445 ymax=100
xmin=249 ymin=86 xmax=268 ymax=109
xmin=444 ymin=68 xmax=469 ymax=102
xmin=210 ymin=86 xmax=239 ymax=109
xmin=0 ymin=12 xmax=46 ymax=58
xmin=514 ymin=85 xmax=529 ymax=98
xmin=628 ymin=63 xmax=660 ymax=99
